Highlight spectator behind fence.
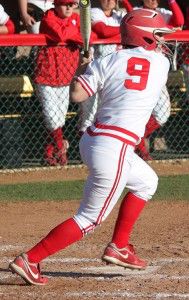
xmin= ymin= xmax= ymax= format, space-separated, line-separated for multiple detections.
xmin=0 ymin=4 xmax=15 ymax=34
xmin=184 ymin=6 xmax=189 ymax=30
xmin=18 ymin=0 xmax=54 ymax=33
xmin=34 ymin=0 xmax=82 ymax=166
xmin=121 ymin=0 xmax=184 ymax=160
xmin=125 ymin=0 xmax=184 ymax=28
xmin=78 ymin=0 xmax=131 ymax=136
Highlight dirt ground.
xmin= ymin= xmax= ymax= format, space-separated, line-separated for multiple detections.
xmin=0 ymin=159 xmax=188 ymax=185
xmin=0 ymin=160 xmax=189 ymax=299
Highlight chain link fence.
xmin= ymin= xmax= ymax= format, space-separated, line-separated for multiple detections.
xmin=0 ymin=39 xmax=188 ymax=170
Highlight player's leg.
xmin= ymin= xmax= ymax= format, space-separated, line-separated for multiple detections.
xmin=73 ymin=134 xmax=133 ymax=232
xmin=53 ymin=86 xmax=70 ymax=165
xmin=102 ymin=152 xmax=158 ymax=269
xmin=36 ymin=85 xmax=69 ymax=165
xmin=9 ymin=136 xmax=132 ymax=284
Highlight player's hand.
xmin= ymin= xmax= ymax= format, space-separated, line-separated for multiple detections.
xmin=21 ymin=13 xmax=36 ymax=27
xmin=81 ymin=54 xmax=92 ymax=65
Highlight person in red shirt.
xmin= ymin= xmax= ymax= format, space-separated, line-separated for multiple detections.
xmin=34 ymin=0 xmax=82 ymax=166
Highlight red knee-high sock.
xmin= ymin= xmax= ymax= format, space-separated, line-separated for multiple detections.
xmin=26 ymin=218 xmax=83 ymax=263
xmin=111 ymin=192 xmax=146 ymax=249
xmin=51 ymin=127 xmax=64 ymax=150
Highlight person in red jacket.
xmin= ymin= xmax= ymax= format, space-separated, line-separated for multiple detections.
xmin=34 ymin=0 xmax=82 ymax=166
xmin=0 ymin=4 xmax=15 ymax=34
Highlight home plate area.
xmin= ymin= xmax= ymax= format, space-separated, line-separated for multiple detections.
xmin=1 ymin=256 xmax=189 ymax=299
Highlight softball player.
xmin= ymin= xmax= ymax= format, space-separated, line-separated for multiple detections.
xmin=34 ymin=0 xmax=81 ymax=165
xmin=9 ymin=9 xmax=174 ymax=285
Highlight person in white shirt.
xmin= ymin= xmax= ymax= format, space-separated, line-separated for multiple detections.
xmin=9 ymin=9 xmax=174 ymax=285
xmin=18 ymin=0 xmax=54 ymax=33
xmin=0 ymin=4 xmax=15 ymax=34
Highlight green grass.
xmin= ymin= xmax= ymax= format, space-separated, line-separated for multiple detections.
xmin=0 ymin=175 xmax=188 ymax=202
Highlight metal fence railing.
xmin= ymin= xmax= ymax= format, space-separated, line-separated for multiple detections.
xmin=0 ymin=33 xmax=188 ymax=170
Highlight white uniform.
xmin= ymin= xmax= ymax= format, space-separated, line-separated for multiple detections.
xmin=78 ymin=7 xmax=126 ymax=133
xmin=91 ymin=8 xmax=126 ymax=58
xmin=0 ymin=4 xmax=9 ymax=25
xmin=74 ymin=47 xmax=169 ymax=233
xmin=27 ymin=0 xmax=54 ymax=33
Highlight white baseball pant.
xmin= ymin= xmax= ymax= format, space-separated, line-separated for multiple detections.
xmin=36 ymin=84 xmax=69 ymax=131
xmin=74 ymin=133 xmax=158 ymax=234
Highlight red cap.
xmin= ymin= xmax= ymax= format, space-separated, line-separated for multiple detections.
xmin=54 ymin=0 xmax=78 ymax=5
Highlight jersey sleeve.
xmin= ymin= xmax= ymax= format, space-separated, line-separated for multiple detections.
xmin=77 ymin=60 xmax=104 ymax=97
xmin=122 ymin=0 xmax=133 ymax=12
xmin=5 ymin=18 xmax=15 ymax=33
xmin=91 ymin=8 xmax=106 ymax=25
xmin=167 ymin=0 xmax=184 ymax=27
xmin=0 ymin=4 xmax=9 ymax=25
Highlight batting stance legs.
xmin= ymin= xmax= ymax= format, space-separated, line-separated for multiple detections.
xmin=9 ymin=133 xmax=158 ymax=284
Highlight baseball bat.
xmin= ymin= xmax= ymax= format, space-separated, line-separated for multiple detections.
xmin=79 ymin=0 xmax=91 ymax=58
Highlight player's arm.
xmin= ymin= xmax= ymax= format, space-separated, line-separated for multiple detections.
xmin=0 ymin=19 xmax=14 ymax=34
xmin=18 ymin=0 xmax=36 ymax=26
xmin=0 ymin=5 xmax=15 ymax=34
xmin=120 ymin=0 xmax=133 ymax=12
xmin=70 ymin=79 xmax=89 ymax=103
xmin=92 ymin=22 xmax=120 ymax=38
xmin=70 ymin=56 xmax=92 ymax=103
xmin=167 ymin=0 xmax=184 ymax=28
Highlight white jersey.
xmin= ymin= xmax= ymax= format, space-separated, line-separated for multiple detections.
xmin=91 ymin=7 xmax=126 ymax=27
xmin=91 ymin=8 xmax=126 ymax=58
xmin=134 ymin=6 xmax=172 ymax=24
xmin=0 ymin=4 xmax=9 ymax=25
xmin=78 ymin=47 xmax=169 ymax=138
xmin=27 ymin=0 xmax=54 ymax=11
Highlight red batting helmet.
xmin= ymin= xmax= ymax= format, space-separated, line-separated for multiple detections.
xmin=120 ymin=9 xmax=174 ymax=50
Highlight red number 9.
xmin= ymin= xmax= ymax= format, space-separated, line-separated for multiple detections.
xmin=124 ymin=57 xmax=150 ymax=91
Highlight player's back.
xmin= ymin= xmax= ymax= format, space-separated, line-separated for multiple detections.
xmin=95 ymin=47 xmax=170 ymax=137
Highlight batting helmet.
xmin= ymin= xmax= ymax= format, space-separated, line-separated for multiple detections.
xmin=120 ymin=9 xmax=174 ymax=50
